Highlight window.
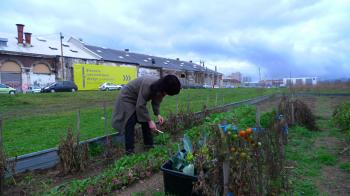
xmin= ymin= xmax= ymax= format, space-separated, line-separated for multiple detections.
xmin=0 ymin=61 xmax=21 ymax=72
xmin=33 ymin=63 xmax=50 ymax=74
xmin=63 ymin=81 xmax=71 ymax=86
xmin=37 ymin=37 xmax=47 ymax=42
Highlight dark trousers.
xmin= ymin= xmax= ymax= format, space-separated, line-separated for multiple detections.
xmin=125 ymin=113 xmax=153 ymax=153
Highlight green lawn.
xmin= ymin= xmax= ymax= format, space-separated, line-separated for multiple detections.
xmin=1 ymin=88 xmax=281 ymax=157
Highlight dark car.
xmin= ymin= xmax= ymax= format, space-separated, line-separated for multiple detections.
xmin=41 ymin=81 xmax=78 ymax=93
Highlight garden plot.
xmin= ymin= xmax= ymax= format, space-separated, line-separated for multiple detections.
xmin=1 ymin=94 xmax=349 ymax=195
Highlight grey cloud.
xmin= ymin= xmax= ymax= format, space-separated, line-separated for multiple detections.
xmin=1 ymin=0 xmax=350 ymax=79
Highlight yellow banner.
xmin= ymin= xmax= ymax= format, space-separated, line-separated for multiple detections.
xmin=73 ymin=64 xmax=137 ymax=90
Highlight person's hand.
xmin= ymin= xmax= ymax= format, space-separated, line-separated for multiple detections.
xmin=148 ymin=120 xmax=157 ymax=130
xmin=157 ymin=115 xmax=164 ymax=125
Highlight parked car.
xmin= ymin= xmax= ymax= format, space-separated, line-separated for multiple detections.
xmin=41 ymin=81 xmax=78 ymax=93
xmin=0 ymin=83 xmax=16 ymax=94
xmin=27 ymin=85 xmax=42 ymax=93
xmin=203 ymin=84 xmax=213 ymax=88
xmin=99 ymin=82 xmax=122 ymax=91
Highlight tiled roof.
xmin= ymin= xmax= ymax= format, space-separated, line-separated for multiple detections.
xmin=0 ymin=33 xmax=96 ymax=59
xmin=85 ymin=44 xmax=221 ymax=74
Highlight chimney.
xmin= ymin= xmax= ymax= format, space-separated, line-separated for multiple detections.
xmin=151 ymin=58 xmax=155 ymax=64
xmin=189 ymin=60 xmax=192 ymax=63
xmin=176 ymin=58 xmax=179 ymax=61
xmin=16 ymin=24 xmax=24 ymax=44
xmin=24 ymin=32 xmax=32 ymax=46
xmin=124 ymin=49 xmax=129 ymax=52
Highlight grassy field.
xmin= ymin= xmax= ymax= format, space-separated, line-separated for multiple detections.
xmin=1 ymin=88 xmax=281 ymax=157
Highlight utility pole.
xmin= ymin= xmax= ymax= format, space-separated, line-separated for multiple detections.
xmin=60 ymin=32 xmax=64 ymax=80
xmin=258 ymin=67 xmax=261 ymax=83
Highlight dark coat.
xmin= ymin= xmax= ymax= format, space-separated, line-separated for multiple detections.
xmin=112 ymin=77 xmax=163 ymax=134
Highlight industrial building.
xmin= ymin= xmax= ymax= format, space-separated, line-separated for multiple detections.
xmin=282 ymin=77 xmax=318 ymax=86
xmin=0 ymin=24 xmax=222 ymax=92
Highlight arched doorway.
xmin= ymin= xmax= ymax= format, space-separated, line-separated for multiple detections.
xmin=0 ymin=61 xmax=22 ymax=91
xmin=30 ymin=63 xmax=55 ymax=87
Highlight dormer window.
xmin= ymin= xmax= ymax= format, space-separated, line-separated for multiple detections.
xmin=49 ymin=46 xmax=58 ymax=50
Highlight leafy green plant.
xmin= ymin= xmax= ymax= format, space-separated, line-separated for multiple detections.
xmin=48 ymin=145 xmax=176 ymax=195
xmin=339 ymin=162 xmax=350 ymax=171
xmin=170 ymin=134 xmax=195 ymax=175
xmin=260 ymin=110 xmax=276 ymax=128
xmin=88 ymin=143 xmax=104 ymax=157
xmin=154 ymin=133 xmax=171 ymax=145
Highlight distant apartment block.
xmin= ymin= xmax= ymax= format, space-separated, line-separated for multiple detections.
xmin=242 ymin=76 xmax=252 ymax=83
xmin=227 ymin=72 xmax=242 ymax=82
xmin=282 ymin=77 xmax=318 ymax=86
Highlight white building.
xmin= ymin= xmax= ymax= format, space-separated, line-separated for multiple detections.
xmin=282 ymin=77 xmax=318 ymax=86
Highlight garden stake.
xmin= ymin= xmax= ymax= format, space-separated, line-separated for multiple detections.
xmin=223 ymin=160 xmax=230 ymax=196
xmin=291 ymin=101 xmax=295 ymax=125
xmin=255 ymin=107 xmax=263 ymax=195
xmin=215 ymin=93 xmax=218 ymax=106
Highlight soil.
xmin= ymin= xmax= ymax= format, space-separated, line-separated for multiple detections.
xmin=319 ymin=166 xmax=350 ymax=196
xmin=115 ymin=173 xmax=164 ymax=196
xmin=317 ymin=142 xmax=350 ymax=196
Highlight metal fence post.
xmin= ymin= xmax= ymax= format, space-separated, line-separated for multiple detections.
xmin=187 ymin=94 xmax=191 ymax=113
xmin=77 ymin=109 xmax=80 ymax=143
xmin=176 ymin=95 xmax=179 ymax=114
xmin=206 ymin=95 xmax=209 ymax=107
xmin=215 ymin=93 xmax=218 ymax=106
xmin=103 ymin=102 xmax=107 ymax=135
xmin=222 ymin=94 xmax=225 ymax=105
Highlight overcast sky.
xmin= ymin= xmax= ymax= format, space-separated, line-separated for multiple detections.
xmin=1 ymin=0 xmax=350 ymax=80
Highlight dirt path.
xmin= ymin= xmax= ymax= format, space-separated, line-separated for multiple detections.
xmin=313 ymin=97 xmax=350 ymax=196
xmin=315 ymin=135 xmax=350 ymax=195
xmin=259 ymin=95 xmax=350 ymax=195
xmin=115 ymin=172 xmax=164 ymax=196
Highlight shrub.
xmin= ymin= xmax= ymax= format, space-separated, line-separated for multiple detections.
xmin=278 ymin=96 xmax=317 ymax=130
xmin=58 ymin=128 xmax=89 ymax=174
xmin=332 ymin=102 xmax=350 ymax=131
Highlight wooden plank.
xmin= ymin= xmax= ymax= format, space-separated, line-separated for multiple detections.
xmin=0 ymin=117 xmax=4 ymax=194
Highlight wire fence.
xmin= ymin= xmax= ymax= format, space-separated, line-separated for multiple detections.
xmin=1 ymin=90 xmax=269 ymax=158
